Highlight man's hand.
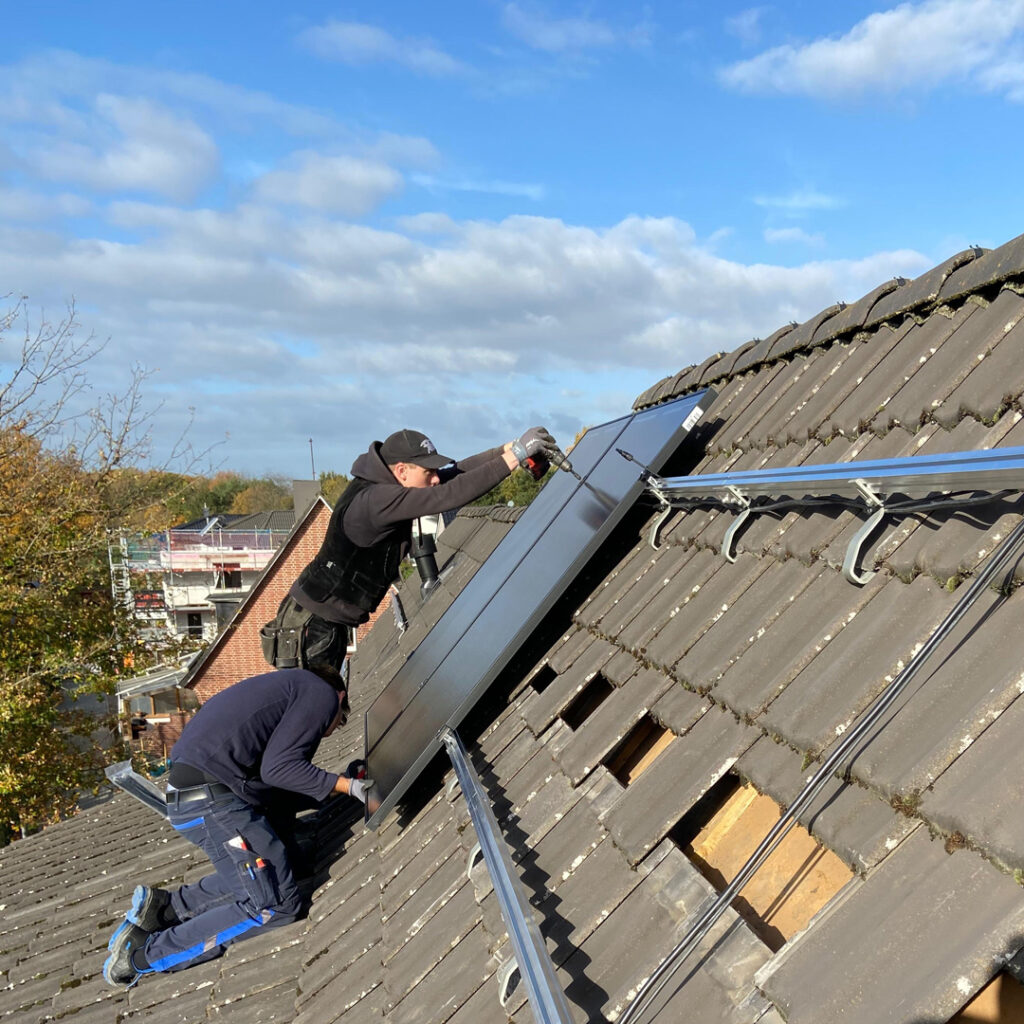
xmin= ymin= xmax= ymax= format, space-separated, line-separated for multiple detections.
xmin=348 ymin=778 xmax=373 ymax=804
xmin=509 ymin=426 xmax=558 ymax=466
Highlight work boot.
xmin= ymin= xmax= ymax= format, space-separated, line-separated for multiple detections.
xmin=127 ymin=885 xmax=178 ymax=931
xmin=103 ymin=920 xmax=150 ymax=987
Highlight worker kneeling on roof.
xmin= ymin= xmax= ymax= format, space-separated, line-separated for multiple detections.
xmin=103 ymin=661 xmax=368 ymax=987
xmin=262 ymin=425 xmax=559 ymax=672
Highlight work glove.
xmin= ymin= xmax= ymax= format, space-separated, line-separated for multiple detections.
xmin=348 ymin=777 xmax=373 ymax=804
xmin=509 ymin=426 xmax=558 ymax=466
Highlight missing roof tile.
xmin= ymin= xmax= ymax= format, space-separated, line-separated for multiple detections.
xmin=670 ymin=776 xmax=852 ymax=952
xmin=603 ymin=714 xmax=675 ymax=786
xmin=560 ymin=673 xmax=614 ymax=731
xmin=530 ymin=665 xmax=557 ymax=694
xmin=949 ymin=971 xmax=1024 ymax=1022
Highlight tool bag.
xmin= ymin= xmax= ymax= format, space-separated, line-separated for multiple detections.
xmin=260 ymin=596 xmax=311 ymax=669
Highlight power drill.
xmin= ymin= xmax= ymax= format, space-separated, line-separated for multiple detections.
xmin=523 ymin=446 xmax=582 ymax=482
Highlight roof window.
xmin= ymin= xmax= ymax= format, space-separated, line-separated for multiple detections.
xmin=669 ymin=774 xmax=852 ymax=951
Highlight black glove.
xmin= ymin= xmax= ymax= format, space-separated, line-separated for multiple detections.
xmin=510 ymin=426 xmax=558 ymax=465
xmin=346 ymin=758 xmax=367 ymax=780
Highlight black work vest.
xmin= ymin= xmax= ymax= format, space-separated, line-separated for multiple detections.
xmin=295 ymin=478 xmax=408 ymax=614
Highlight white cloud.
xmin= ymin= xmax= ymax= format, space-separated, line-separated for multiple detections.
xmin=764 ymin=226 xmax=825 ymax=246
xmin=0 ymin=201 xmax=932 ymax=475
xmin=0 ymin=50 xmax=343 ymax=138
xmin=721 ymin=0 xmax=1024 ymax=99
xmin=754 ymin=189 xmax=845 ymax=212
xmin=0 ymin=187 xmax=91 ymax=221
xmin=254 ymin=152 xmax=403 ymax=216
xmin=725 ymin=8 xmax=769 ymax=47
xmin=298 ymin=20 xmax=468 ymax=76
xmin=410 ymin=173 xmax=545 ymax=201
xmin=501 ymin=3 xmax=650 ymax=52
xmin=25 ymin=94 xmax=218 ymax=201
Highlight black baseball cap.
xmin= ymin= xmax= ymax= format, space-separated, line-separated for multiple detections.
xmin=380 ymin=429 xmax=451 ymax=469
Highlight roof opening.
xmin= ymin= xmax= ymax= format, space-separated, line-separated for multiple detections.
xmin=560 ymin=673 xmax=614 ymax=731
xmin=669 ymin=775 xmax=853 ymax=952
xmin=603 ymin=714 xmax=675 ymax=786
xmin=530 ymin=665 xmax=557 ymax=694
xmin=950 ymin=971 xmax=1024 ymax=1022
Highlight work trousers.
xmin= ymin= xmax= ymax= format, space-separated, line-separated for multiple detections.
xmin=142 ymin=788 xmax=304 ymax=973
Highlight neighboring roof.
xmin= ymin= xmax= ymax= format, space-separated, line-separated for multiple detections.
xmin=226 ymin=509 xmax=296 ymax=532
xmin=7 ymin=231 xmax=1024 ymax=1023
xmin=169 ymin=509 xmax=295 ymax=532
xmin=179 ymin=495 xmax=330 ymax=690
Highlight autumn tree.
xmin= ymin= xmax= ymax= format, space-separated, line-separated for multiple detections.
xmin=0 ymin=298 xmax=194 ymax=843
xmin=229 ymin=475 xmax=293 ymax=514
xmin=318 ymin=470 xmax=350 ymax=505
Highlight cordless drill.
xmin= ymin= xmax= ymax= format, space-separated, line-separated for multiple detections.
xmin=522 ymin=446 xmax=582 ymax=482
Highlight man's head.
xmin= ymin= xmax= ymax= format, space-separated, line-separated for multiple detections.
xmin=381 ymin=429 xmax=450 ymax=489
xmin=307 ymin=659 xmax=350 ymax=735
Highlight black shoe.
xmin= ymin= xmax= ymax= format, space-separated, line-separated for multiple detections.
xmin=103 ymin=919 xmax=149 ymax=987
xmin=127 ymin=885 xmax=177 ymax=931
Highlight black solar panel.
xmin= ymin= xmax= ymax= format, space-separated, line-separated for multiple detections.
xmin=364 ymin=389 xmax=714 ymax=827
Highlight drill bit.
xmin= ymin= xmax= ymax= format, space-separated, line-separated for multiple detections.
xmin=549 ymin=447 xmax=582 ymax=481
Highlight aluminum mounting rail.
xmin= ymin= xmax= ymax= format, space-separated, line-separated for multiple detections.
xmin=441 ymin=728 xmax=574 ymax=1024
xmin=645 ymin=444 xmax=1024 ymax=584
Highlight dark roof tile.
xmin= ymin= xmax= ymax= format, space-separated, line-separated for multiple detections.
xmin=761 ymin=575 xmax=950 ymax=754
xmin=868 ymin=300 xmax=985 ymax=434
xmin=731 ymin=335 xmax=776 ymax=376
xmin=736 ymin=737 xmax=916 ymax=873
xmin=842 ymin=582 xmax=1024 ymax=802
xmin=821 ymin=319 xmax=918 ymax=438
xmin=824 ymin=277 xmax=906 ymax=338
xmin=601 ymin=706 xmax=759 ymax=865
xmin=921 ymin=690 xmax=1024 ymax=873
xmin=714 ymin=567 xmax=886 ymax=718
xmin=721 ymin=338 xmax=760 ymax=375
xmin=940 ymin=233 xmax=1024 ymax=303
xmin=760 ymin=827 xmax=1024 ymax=1024
xmin=673 ymin=559 xmax=817 ymax=692
xmin=555 ymin=667 xmax=678 ymax=786
xmin=769 ymin=303 xmax=845 ymax=359
xmin=932 ymin=289 xmax=1024 ymax=427
xmin=868 ymin=247 xmax=982 ymax=325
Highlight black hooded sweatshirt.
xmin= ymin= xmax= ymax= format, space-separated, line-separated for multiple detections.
xmin=289 ymin=440 xmax=510 ymax=625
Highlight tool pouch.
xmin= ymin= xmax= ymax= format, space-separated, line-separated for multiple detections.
xmin=261 ymin=597 xmax=312 ymax=669
xmin=225 ymin=835 xmax=278 ymax=911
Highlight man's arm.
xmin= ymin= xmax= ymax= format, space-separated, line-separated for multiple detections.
xmin=347 ymin=453 xmax=514 ymax=542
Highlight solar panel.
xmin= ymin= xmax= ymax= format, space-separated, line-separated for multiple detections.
xmin=364 ymin=389 xmax=715 ymax=827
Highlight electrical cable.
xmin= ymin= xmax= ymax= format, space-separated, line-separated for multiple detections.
xmin=619 ymin=514 xmax=1024 ymax=1024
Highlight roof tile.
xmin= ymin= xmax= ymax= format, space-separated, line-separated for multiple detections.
xmin=759 ymin=827 xmax=1024 ymax=1024
xmin=939 ymin=232 xmax=1024 ymax=303
xmin=869 ymin=247 xmax=982 ymax=325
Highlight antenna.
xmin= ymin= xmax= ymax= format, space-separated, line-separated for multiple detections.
xmin=308 ymin=437 xmax=316 ymax=480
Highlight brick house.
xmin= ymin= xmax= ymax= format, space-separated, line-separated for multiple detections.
xmin=180 ymin=495 xmax=392 ymax=704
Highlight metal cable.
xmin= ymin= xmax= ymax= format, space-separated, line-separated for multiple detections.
xmin=620 ymin=514 xmax=1024 ymax=1024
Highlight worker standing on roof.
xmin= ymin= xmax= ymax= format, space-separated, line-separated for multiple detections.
xmin=261 ymin=426 xmax=559 ymax=671
xmin=103 ymin=661 xmax=369 ymax=987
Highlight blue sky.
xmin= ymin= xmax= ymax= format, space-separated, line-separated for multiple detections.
xmin=1 ymin=0 xmax=1021 ymax=477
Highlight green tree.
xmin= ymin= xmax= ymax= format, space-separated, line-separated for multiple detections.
xmin=0 ymin=298 xmax=190 ymax=843
xmin=471 ymin=465 xmax=554 ymax=508
xmin=318 ymin=470 xmax=350 ymax=505
xmin=229 ymin=476 xmax=293 ymax=514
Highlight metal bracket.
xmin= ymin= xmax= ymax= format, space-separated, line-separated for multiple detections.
xmin=722 ymin=507 xmax=753 ymax=564
xmin=842 ymin=504 xmax=888 ymax=585
xmin=498 ymin=957 xmax=521 ymax=1007
xmin=467 ymin=842 xmax=484 ymax=879
xmin=852 ymin=478 xmax=884 ymax=508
